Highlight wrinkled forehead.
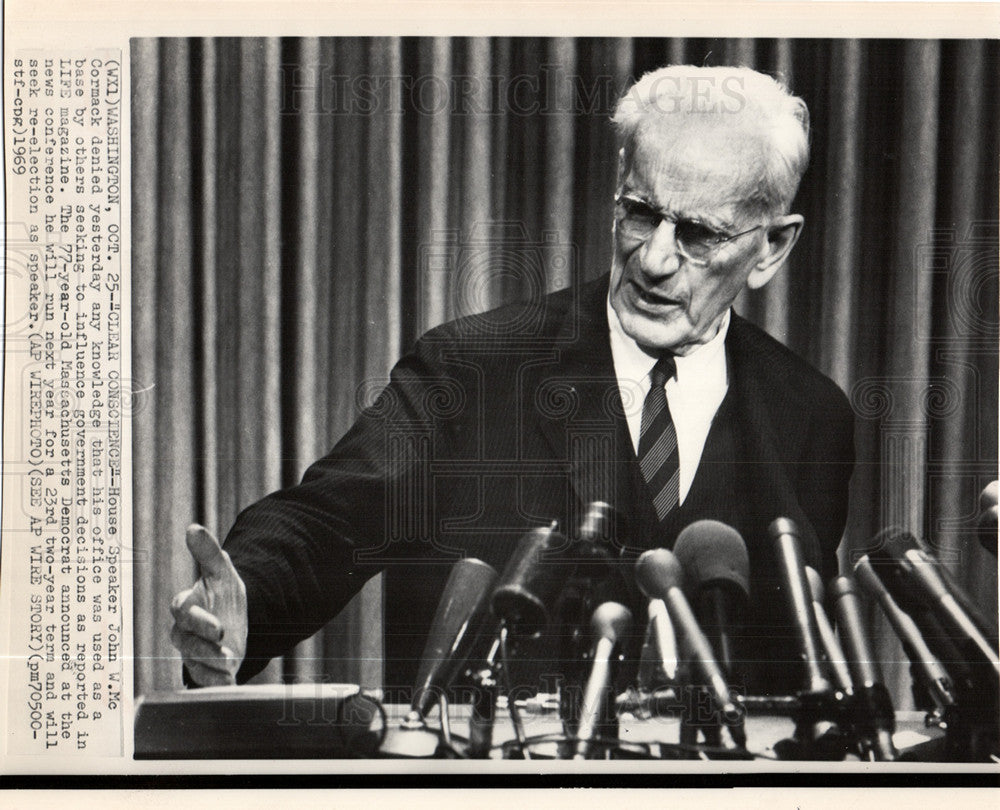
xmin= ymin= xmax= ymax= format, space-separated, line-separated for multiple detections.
xmin=623 ymin=114 xmax=770 ymax=210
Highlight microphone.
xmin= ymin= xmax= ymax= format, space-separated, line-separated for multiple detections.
xmin=854 ymin=554 xmax=957 ymax=714
xmin=574 ymin=501 xmax=618 ymax=555
xmin=979 ymin=481 xmax=998 ymax=555
xmin=805 ymin=566 xmax=853 ymax=694
xmin=867 ymin=529 xmax=999 ymax=760
xmin=491 ymin=521 xmax=572 ymax=637
xmin=557 ymin=501 xmax=628 ymax=639
xmin=635 ymin=549 xmax=746 ymax=747
xmin=673 ymin=520 xmax=749 ymax=680
xmin=863 ymin=533 xmax=980 ymax=704
xmin=768 ymin=518 xmax=833 ymax=696
xmin=869 ymin=529 xmax=999 ymax=676
xmin=406 ymin=558 xmax=499 ymax=724
xmin=827 ymin=575 xmax=898 ymax=761
xmin=911 ymin=533 xmax=996 ymax=642
xmin=382 ymin=559 xmax=498 ymax=758
xmin=573 ymin=602 xmax=632 ymax=759
xmin=554 ymin=502 xmax=632 ymax=739
xmin=637 ymin=598 xmax=678 ymax=689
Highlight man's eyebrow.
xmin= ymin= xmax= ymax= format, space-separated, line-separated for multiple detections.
xmin=620 ymin=187 xmax=739 ymax=232
xmin=691 ymin=212 xmax=736 ymax=232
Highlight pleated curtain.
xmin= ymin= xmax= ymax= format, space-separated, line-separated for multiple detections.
xmin=132 ymin=38 xmax=999 ymax=707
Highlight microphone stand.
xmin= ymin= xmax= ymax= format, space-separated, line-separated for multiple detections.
xmin=465 ymin=624 xmax=545 ymax=760
xmin=554 ymin=575 xmax=594 ymax=747
xmin=465 ymin=635 xmax=502 ymax=759
xmin=496 ymin=623 xmax=534 ymax=759
xmin=938 ymin=662 xmax=999 ymax=762
xmin=678 ymin=589 xmax=748 ymax=751
xmin=772 ymin=689 xmax=847 ymax=761
xmin=773 ymin=653 xmax=900 ymax=762
xmin=678 ymin=683 xmax=725 ymax=749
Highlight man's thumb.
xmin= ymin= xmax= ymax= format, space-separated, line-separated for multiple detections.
xmin=185 ymin=523 xmax=227 ymax=577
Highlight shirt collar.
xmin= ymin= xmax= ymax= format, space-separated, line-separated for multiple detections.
xmin=606 ymin=298 xmax=730 ymax=386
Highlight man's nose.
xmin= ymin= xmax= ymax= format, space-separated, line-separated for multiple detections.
xmin=638 ymin=219 xmax=682 ymax=277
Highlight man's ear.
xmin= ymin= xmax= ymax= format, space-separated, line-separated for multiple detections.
xmin=746 ymin=214 xmax=804 ymax=291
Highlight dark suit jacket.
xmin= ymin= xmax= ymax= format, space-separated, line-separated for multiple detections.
xmin=225 ymin=274 xmax=855 ymax=695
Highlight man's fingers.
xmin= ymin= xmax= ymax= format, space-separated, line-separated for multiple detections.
xmin=170 ymin=627 xmax=235 ymax=672
xmin=186 ymin=661 xmax=235 ymax=687
xmin=170 ymin=600 xmax=225 ymax=643
xmin=171 ymin=586 xmax=195 ymax=614
xmin=185 ymin=523 xmax=229 ymax=579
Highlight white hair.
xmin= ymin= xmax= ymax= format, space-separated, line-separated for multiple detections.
xmin=613 ymin=65 xmax=810 ymax=216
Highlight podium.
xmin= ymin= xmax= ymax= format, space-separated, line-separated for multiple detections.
xmin=134 ymin=684 xmax=385 ymax=758
xmin=134 ymin=684 xmax=945 ymax=760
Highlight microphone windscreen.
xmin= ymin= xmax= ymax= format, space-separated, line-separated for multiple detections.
xmin=590 ymin=601 xmax=633 ymax=644
xmin=634 ymin=548 xmax=684 ymax=601
xmin=673 ymin=520 xmax=749 ymax=597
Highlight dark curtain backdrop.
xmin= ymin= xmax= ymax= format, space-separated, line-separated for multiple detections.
xmin=131 ymin=37 xmax=999 ymax=706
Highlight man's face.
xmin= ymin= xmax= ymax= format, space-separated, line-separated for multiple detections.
xmin=609 ymin=119 xmax=772 ymax=356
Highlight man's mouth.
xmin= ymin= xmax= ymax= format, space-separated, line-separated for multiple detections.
xmin=631 ymin=281 xmax=681 ymax=308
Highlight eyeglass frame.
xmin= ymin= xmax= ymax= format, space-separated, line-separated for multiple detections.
xmin=613 ymin=191 xmax=766 ymax=266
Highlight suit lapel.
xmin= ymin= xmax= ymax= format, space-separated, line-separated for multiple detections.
xmin=527 ymin=276 xmax=637 ymax=523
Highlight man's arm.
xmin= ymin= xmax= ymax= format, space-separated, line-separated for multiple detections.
xmin=170 ymin=339 xmax=458 ymax=684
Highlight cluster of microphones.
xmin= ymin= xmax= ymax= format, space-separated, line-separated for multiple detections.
xmin=385 ymin=484 xmax=999 ymax=761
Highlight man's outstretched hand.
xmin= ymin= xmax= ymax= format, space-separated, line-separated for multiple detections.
xmin=170 ymin=524 xmax=248 ymax=686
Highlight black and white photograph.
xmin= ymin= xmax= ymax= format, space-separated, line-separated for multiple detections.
xmin=59 ymin=33 xmax=1000 ymax=767
xmin=125 ymin=36 xmax=1000 ymax=767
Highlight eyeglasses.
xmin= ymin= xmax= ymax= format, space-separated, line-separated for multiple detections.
xmin=614 ymin=192 xmax=764 ymax=266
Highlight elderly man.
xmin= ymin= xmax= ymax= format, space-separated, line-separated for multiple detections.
xmin=170 ymin=65 xmax=855 ymax=697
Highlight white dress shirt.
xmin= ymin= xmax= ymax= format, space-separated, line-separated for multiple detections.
xmin=607 ymin=301 xmax=730 ymax=505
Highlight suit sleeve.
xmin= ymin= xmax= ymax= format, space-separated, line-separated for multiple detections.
xmin=222 ymin=340 xmax=454 ymax=682
xmin=796 ymin=384 xmax=856 ymax=584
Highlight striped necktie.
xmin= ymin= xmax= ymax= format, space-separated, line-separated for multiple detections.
xmin=638 ymin=356 xmax=680 ymax=524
